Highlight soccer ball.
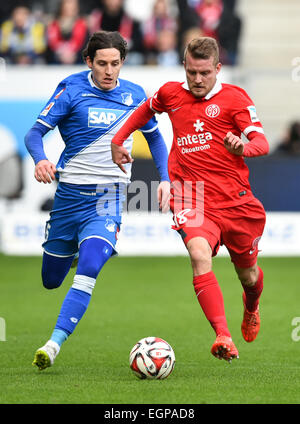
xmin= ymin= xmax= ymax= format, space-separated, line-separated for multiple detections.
xmin=129 ymin=337 xmax=175 ymax=380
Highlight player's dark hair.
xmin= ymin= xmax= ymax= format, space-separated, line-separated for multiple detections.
xmin=82 ymin=31 xmax=128 ymax=62
xmin=184 ymin=37 xmax=220 ymax=66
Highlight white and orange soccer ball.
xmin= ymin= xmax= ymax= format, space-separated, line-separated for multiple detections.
xmin=129 ymin=337 xmax=175 ymax=380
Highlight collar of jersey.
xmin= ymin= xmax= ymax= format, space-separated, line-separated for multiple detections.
xmin=88 ymin=71 xmax=120 ymax=91
xmin=182 ymin=79 xmax=222 ymax=100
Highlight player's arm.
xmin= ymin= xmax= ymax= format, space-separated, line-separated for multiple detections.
xmin=111 ymin=101 xmax=155 ymax=173
xmin=25 ymin=82 xmax=71 ymax=183
xmin=24 ymin=121 xmax=57 ymax=184
xmin=111 ymin=99 xmax=170 ymax=211
xmin=224 ymin=131 xmax=269 ymax=157
xmin=143 ymin=128 xmax=170 ymax=213
xmin=242 ymin=131 xmax=269 ymax=157
xmin=227 ymin=89 xmax=270 ymax=157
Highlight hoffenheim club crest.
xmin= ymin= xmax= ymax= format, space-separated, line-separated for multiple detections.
xmin=105 ymin=218 xmax=116 ymax=233
xmin=121 ymin=92 xmax=133 ymax=106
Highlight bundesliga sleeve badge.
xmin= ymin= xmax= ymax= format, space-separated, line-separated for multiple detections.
xmin=247 ymin=105 xmax=260 ymax=123
xmin=40 ymin=102 xmax=55 ymax=117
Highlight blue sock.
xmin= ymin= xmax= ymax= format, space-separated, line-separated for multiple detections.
xmin=50 ymin=328 xmax=69 ymax=347
xmin=54 ymin=288 xmax=91 ymax=336
xmin=50 ymin=238 xmax=112 ymax=343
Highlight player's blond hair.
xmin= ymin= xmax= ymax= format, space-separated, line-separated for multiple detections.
xmin=183 ymin=37 xmax=220 ymax=66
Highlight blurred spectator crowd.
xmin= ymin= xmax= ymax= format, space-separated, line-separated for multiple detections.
xmin=272 ymin=121 xmax=300 ymax=156
xmin=0 ymin=0 xmax=242 ymax=66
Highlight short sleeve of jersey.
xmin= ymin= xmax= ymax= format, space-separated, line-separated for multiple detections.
xmin=37 ymin=82 xmax=71 ymax=129
xmin=230 ymin=88 xmax=264 ymax=137
xmin=149 ymin=83 xmax=170 ymax=114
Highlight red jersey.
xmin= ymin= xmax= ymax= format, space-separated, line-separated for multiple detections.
xmin=149 ymin=81 xmax=265 ymax=209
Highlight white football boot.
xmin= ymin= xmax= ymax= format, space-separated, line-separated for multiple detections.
xmin=32 ymin=340 xmax=60 ymax=370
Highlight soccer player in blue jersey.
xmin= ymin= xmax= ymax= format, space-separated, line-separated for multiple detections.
xmin=25 ymin=31 xmax=170 ymax=370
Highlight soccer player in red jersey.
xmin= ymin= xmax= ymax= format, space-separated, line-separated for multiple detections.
xmin=111 ymin=37 xmax=269 ymax=363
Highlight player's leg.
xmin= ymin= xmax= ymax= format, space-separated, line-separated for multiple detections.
xmin=33 ymin=237 xmax=113 ymax=370
xmin=51 ymin=238 xmax=113 ymax=345
xmin=235 ymin=262 xmax=263 ymax=311
xmin=234 ymin=263 xmax=263 ymax=342
xmin=186 ymin=236 xmax=239 ymax=362
xmin=41 ymin=252 xmax=75 ymax=289
xmin=33 ymin=251 xmax=78 ymax=370
xmin=40 ymin=182 xmax=80 ymax=288
xmin=187 ymin=236 xmax=230 ymax=337
xmin=173 ymin=205 xmax=238 ymax=362
xmin=222 ymin=198 xmax=266 ymax=343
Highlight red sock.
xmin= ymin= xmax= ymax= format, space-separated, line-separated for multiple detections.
xmin=242 ymin=267 xmax=264 ymax=312
xmin=193 ymin=271 xmax=231 ymax=337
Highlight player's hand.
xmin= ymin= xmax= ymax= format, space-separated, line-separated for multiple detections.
xmin=111 ymin=143 xmax=133 ymax=174
xmin=35 ymin=159 xmax=57 ymax=184
xmin=157 ymin=180 xmax=170 ymax=213
xmin=224 ymin=132 xmax=244 ymax=156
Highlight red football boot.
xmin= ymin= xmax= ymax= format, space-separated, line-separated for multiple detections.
xmin=211 ymin=335 xmax=239 ymax=363
xmin=241 ymin=292 xmax=260 ymax=342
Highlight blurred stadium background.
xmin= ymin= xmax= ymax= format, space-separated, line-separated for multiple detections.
xmin=0 ymin=0 xmax=300 ymax=257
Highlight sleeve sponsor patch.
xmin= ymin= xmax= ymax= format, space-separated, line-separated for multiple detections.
xmin=40 ymin=102 xmax=55 ymax=117
xmin=247 ymin=105 xmax=260 ymax=123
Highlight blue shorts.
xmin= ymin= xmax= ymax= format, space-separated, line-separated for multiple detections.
xmin=43 ymin=182 xmax=125 ymax=257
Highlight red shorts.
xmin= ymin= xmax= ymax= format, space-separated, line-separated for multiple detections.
xmin=171 ymin=198 xmax=266 ymax=269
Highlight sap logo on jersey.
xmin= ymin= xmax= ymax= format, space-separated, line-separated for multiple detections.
xmin=88 ymin=108 xmax=125 ymax=128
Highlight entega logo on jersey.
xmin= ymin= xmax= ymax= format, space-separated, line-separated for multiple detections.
xmin=177 ymin=132 xmax=212 ymax=146
xmin=177 ymin=121 xmax=212 ymax=154
xmin=88 ymin=108 xmax=126 ymax=128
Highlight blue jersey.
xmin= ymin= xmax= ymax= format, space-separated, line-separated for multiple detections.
xmin=37 ymin=70 xmax=158 ymax=184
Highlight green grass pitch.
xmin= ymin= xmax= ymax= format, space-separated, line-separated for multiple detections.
xmin=0 ymin=254 xmax=300 ymax=404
